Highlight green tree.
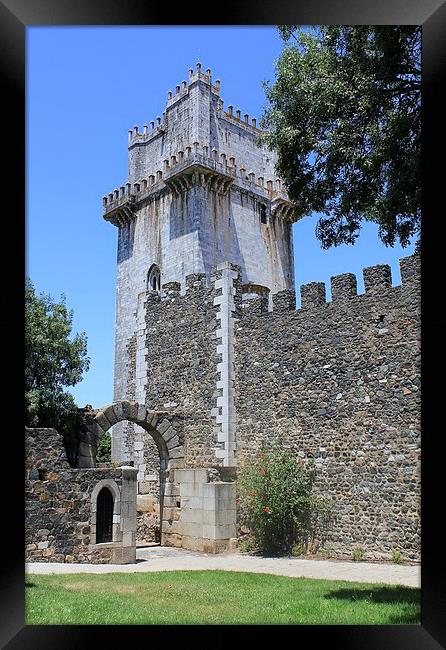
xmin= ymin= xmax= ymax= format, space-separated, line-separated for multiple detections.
xmin=25 ymin=277 xmax=90 ymax=438
xmin=262 ymin=26 xmax=420 ymax=249
xmin=96 ymin=431 xmax=112 ymax=463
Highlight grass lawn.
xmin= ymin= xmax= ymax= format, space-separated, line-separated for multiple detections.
xmin=25 ymin=570 xmax=420 ymax=625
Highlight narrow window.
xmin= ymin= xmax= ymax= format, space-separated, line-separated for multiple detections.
xmin=147 ymin=264 xmax=161 ymax=292
xmin=96 ymin=487 xmax=114 ymax=543
xmin=259 ymin=204 xmax=267 ymax=224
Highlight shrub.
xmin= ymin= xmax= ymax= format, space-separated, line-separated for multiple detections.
xmin=291 ymin=543 xmax=305 ymax=557
xmin=320 ymin=547 xmax=333 ymax=560
xmin=237 ymin=449 xmax=330 ymax=555
xmin=238 ymin=537 xmax=256 ymax=554
xmin=351 ymin=546 xmax=365 ymax=562
xmin=391 ymin=549 xmax=403 ymax=564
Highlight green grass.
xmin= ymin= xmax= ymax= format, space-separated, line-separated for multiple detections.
xmin=25 ymin=571 xmax=420 ymax=625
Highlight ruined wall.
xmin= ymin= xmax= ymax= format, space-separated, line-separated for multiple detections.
xmin=234 ymin=255 xmax=420 ymax=560
xmin=26 ymin=428 xmax=137 ymax=564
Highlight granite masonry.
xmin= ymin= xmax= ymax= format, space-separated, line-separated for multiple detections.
xmin=25 ymin=64 xmax=420 ymax=564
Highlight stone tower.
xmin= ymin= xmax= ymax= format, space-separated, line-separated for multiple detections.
xmin=103 ymin=64 xmax=301 ymax=465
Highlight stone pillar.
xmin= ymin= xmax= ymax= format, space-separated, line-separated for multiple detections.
xmin=212 ymin=262 xmax=240 ymax=467
xmin=163 ymin=469 xmax=236 ymax=553
xmin=116 ymin=466 xmax=138 ymax=564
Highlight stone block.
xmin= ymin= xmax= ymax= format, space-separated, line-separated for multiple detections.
xmin=166 ymin=435 xmax=180 ymax=449
xmin=179 ymin=482 xmax=201 ymax=497
xmin=200 ymin=483 xmax=217 ymax=498
xmin=95 ymin=411 xmax=112 ymax=433
xmin=112 ymin=402 xmax=124 ymax=422
xmin=157 ymin=418 xmax=172 ymax=435
xmin=202 ymin=524 xmax=236 ymax=540
xmin=180 ymin=508 xmax=203 ymax=524
xmin=168 ymin=458 xmax=185 ymax=469
xmin=168 ymin=446 xmax=184 ymax=459
xmin=214 ymin=483 xmax=236 ymax=499
xmin=121 ymin=546 xmax=137 ymax=564
xmin=181 ymin=535 xmax=204 ymax=552
xmin=163 ymin=496 xmax=181 ymax=507
xmin=136 ymin=403 xmax=149 ymax=424
xmin=128 ymin=401 xmax=140 ymax=420
xmin=203 ymin=497 xmax=217 ymax=511
xmin=178 ymin=521 xmax=202 ymax=538
xmin=163 ymin=520 xmax=180 ymax=535
xmin=103 ymin=404 xmax=118 ymax=426
xmin=122 ymin=531 xmax=135 ymax=546
xmin=162 ymin=532 xmax=183 ymax=548
xmin=137 ymin=495 xmax=156 ymax=512
xmin=164 ymin=483 xmax=180 ymax=497
xmin=215 ymin=509 xmax=236 ymax=526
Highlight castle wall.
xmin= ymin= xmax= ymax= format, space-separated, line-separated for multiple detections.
xmin=116 ymin=254 xmax=420 ymax=560
xmin=143 ymin=275 xmax=222 ymax=468
xmin=234 ymin=255 xmax=420 ymax=560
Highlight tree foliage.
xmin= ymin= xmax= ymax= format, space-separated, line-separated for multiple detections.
xmin=96 ymin=431 xmax=112 ymax=463
xmin=261 ymin=26 xmax=420 ymax=248
xmin=25 ymin=277 xmax=90 ymax=437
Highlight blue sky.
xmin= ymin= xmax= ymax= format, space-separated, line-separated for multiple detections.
xmin=27 ymin=26 xmax=415 ymax=409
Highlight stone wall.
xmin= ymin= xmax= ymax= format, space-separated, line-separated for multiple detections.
xmin=113 ymin=254 xmax=420 ymax=560
xmin=234 ymin=254 xmax=420 ymax=560
xmin=143 ymin=275 xmax=222 ymax=468
xmin=26 ymin=427 xmax=137 ymax=564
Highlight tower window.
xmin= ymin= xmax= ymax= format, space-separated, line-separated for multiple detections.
xmin=259 ymin=204 xmax=267 ymax=224
xmin=147 ymin=264 xmax=161 ymax=292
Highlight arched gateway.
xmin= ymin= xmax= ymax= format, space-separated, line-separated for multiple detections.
xmin=78 ymin=400 xmax=184 ymax=471
xmin=76 ymin=400 xmax=236 ymax=554
xmin=78 ymin=400 xmax=185 ymax=546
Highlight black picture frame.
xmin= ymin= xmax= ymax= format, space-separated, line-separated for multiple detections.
xmin=2 ymin=0 xmax=445 ymax=647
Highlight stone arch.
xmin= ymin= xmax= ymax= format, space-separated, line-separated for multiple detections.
xmin=147 ymin=264 xmax=161 ymax=291
xmin=79 ymin=400 xmax=185 ymax=474
xmin=80 ymin=401 xmax=185 ymax=545
xmin=90 ymin=479 xmax=121 ymax=545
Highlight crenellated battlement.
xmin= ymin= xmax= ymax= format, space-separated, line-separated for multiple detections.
xmin=103 ymin=146 xmax=300 ymax=226
xmin=127 ymin=63 xmax=262 ymax=148
xmin=139 ymin=254 xmax=419 ymax=318
xmin=238 ymin=254 xmax=419 ymax=315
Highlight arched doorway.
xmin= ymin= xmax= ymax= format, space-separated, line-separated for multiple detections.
xmin=81 ymin=401 xmax=185 ymax=547
xmin=96 ymin=487 xmax=114 ymax=543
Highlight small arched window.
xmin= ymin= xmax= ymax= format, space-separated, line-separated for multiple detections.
xmin=147 ymin=264 xmax=161 ymax=292
xmin=96 ymin=487 xmax=114 ymax=543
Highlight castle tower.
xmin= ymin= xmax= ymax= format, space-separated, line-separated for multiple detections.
xmin=103 ymin=64 xmax=302 ymax=465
